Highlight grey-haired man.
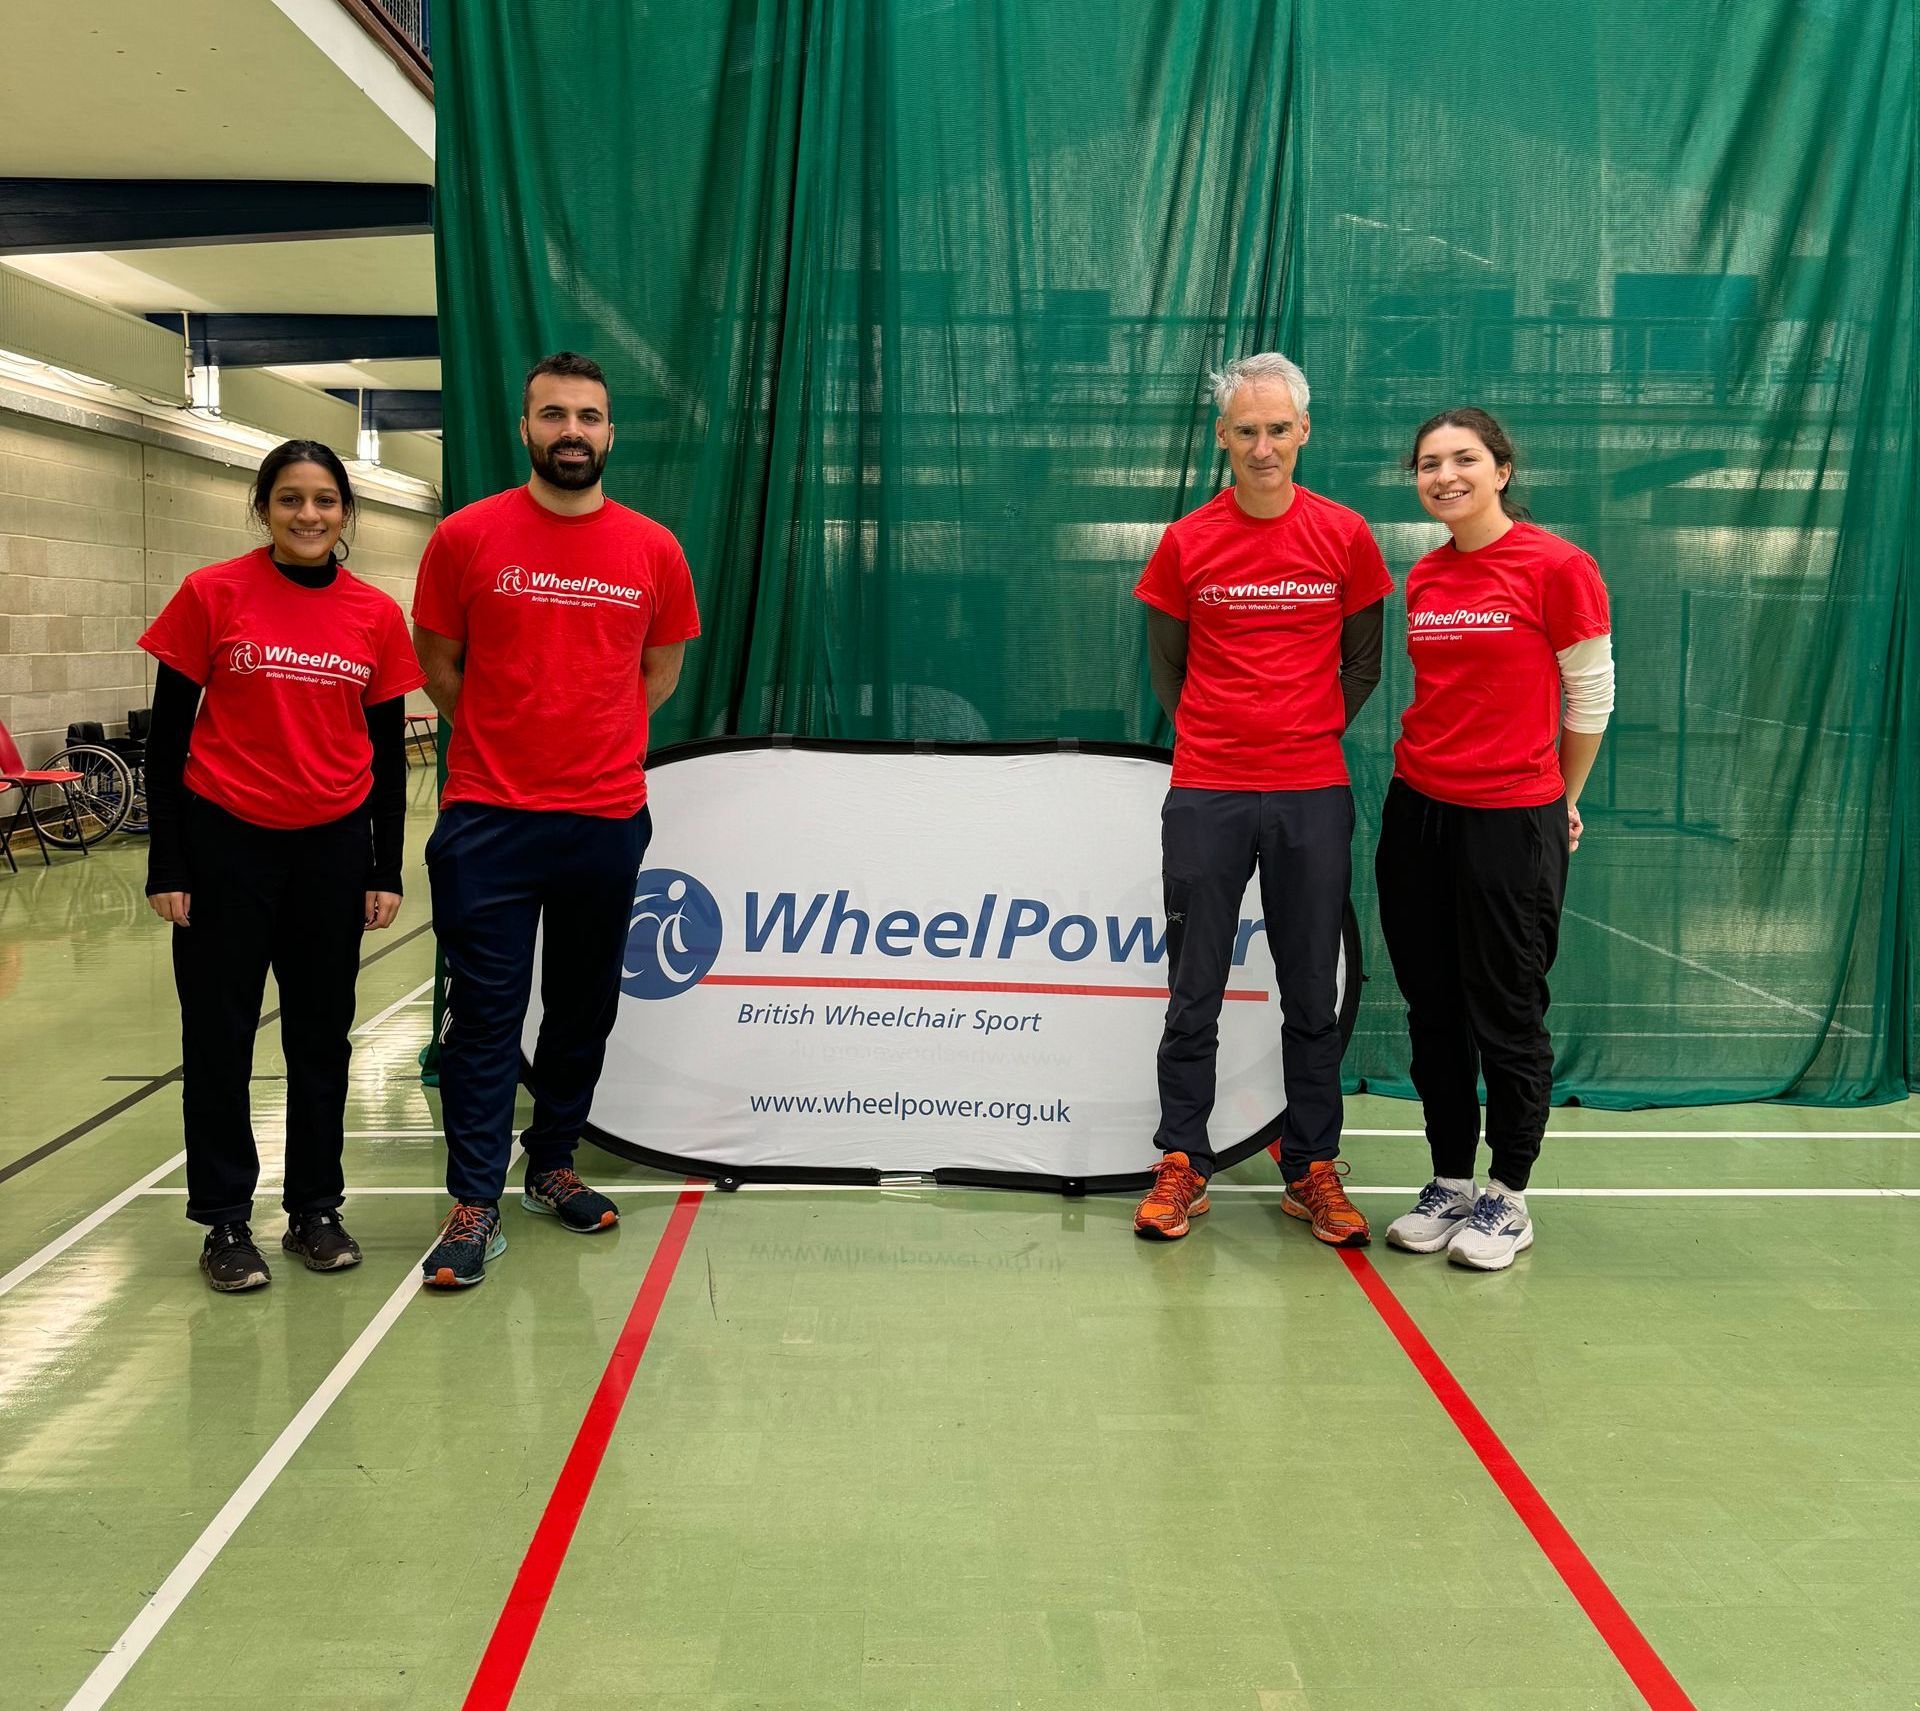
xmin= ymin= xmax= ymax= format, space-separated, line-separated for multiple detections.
xmin=1130 ymin=352 xmax=1390 ymax=1246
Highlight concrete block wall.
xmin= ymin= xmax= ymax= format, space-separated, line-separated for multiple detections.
xmin=0 ymin=412 xmax=436 ymax=764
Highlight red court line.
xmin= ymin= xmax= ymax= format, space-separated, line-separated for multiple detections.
xmin=1336 ymin=1247 xmax=1696 ymax=1711
xmin=462 ymin=1183 xmax=705 ymax=1711
xmin=701 ymin=973 xmax=1269 ymax=1001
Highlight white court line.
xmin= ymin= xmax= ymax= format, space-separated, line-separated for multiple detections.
xmin=1346 ymin=1127 xmax=1920 ymax=1139
xmin=22 ymin=1167 xmax=1912 ymax=1313
xmin=333 ymin=1126 xmax=1920 ymax=1143
xmin=0 ymin=1151 xmax=187 ymax=1301
xmin=138 ymin=1187 xmax=449 ymax=1197
xmin=1563 ymin=907 xmax=1866 ymax=1039
xmin=1206 ymin=1185 xmax=1920 ymax=1199
xmin=1553 ymin=1001 xmax=1876 ymax=1010
xmin=350 ymin=978 xmax=435 ymax=1039
xmin=61 ymin=1253 xmax=428 ymax=1711
xmin=1355 ymin=1030 xmax=1821 ymax=1039
xmin=128 ymin=1182 xmax=1920 ymax=1201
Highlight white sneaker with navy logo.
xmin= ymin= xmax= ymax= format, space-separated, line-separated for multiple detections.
xmin=1385 ymin=1177 xmax=1477 ymax=1252
xmin=1447 ymin=1182 xmax=1534 ymax=1271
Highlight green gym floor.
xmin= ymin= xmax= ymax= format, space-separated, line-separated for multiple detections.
xmin=3 ymin=775 xmax=1916 ymax=1710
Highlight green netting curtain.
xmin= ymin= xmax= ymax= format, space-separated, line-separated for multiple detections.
xmin=434 ymin=0 xmax=1918 ymax=1107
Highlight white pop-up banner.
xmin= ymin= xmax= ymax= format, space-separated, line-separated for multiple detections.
xmin=528 ymin=740 xmax=1359 ymax=1191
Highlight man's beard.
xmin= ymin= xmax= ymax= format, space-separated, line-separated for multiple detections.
xmin=529 ymin=436 xmax=607 ymax=491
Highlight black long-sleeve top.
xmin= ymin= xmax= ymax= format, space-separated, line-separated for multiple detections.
xmin=1147 ymin=600 xmax=1387 ymax=730
xmin=144 ymin=556 xmax=409 ymax=897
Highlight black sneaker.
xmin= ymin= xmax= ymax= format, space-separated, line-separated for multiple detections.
xmin=522 ymin=1166 xmax=620 ymax=1233
xmin=282 ymin=1210 xmax=363 ymax=1272
xmin=421 ymin=1201 xmax=505 ymax=1288
xmin=201 ymin=1222 xmax=271 ymax=1292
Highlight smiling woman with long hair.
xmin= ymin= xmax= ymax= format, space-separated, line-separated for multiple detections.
xmin=1374 ymin=408 xmax=1614 ymax=1271
xmin=140 ymin=440 xmax=425 ymax=1291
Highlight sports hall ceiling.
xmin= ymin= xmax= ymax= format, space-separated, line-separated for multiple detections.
xmin=0 ymin=0 xmax=438 ymax=408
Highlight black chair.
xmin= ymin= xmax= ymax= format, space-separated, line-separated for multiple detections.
xmin=68 ymin=715 xmax=146 ymax=767
xmin=55 ymin=716 xmax=148 ymax=838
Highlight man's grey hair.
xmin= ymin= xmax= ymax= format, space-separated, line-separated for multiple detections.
xmin=1207 ymin=351 xmax=1311 ymax=417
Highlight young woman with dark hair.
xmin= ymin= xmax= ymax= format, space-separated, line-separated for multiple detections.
xmin=1375 ymin=409 xmax=1614 ymax=1270
xmin=141 ymin=440 xmax=426 ymax=1290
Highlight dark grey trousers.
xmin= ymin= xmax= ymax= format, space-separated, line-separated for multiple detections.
xmin=1154 ymin=786 xmax=1353 ymax=1180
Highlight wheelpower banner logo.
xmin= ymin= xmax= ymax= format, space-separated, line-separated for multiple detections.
xmin=620 ymin=867 xmax=1285 ymax=1003
xmin=623 ymin=870 xmax=725 ymax=999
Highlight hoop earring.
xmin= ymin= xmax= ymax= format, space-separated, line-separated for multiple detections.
xmin=335 ymin=537 xmax=352 ymax=562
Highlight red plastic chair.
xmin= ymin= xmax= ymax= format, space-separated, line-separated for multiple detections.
xmin=404 ymin=711 xmax=439 ymax=765
xmin=0 ymin=717 xmax=87 ymax=869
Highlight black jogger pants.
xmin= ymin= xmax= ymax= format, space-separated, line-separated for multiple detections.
xmin=1373 ymin=777 xmax=1570 ymax=1192
xmin=172 ymin=794 xmax=372 ymax=1226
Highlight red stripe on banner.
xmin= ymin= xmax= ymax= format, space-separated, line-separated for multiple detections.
xmin=462 ymin=1183 xmax=705 ymax=1711
xmin=1335 ymin=1246 xmax=1697 ymax=1711
xmin=699 ymin=973 xmax=1269 ymax=1002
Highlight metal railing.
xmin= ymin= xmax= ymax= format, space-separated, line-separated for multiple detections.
xmin=339 ymin=0 xmax=430 ymax=89
xmin=667 ymin=306 xmax=1850 ymax=421
xmin=366 ymin=0 xmax=429 ymax=58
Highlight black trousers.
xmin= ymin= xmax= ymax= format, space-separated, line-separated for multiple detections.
xmin=1374 ymin=777 xmax=1570 ymax=1192
xmin=1155 ymin=786 xmax=1353 ymax=1180
xmin=427 ymin=802 xmax=651 ymax=1204
xmin=173 ymin=795 xmax=371 ymax=1226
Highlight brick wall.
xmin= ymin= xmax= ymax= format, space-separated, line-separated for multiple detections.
xmin=0 ymin=411 xmax=437 ymax=764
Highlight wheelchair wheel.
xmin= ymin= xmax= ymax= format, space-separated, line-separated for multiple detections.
xmin=32 ymin=744 xmax=135 ymax=847
xmin=121 ymin=759 xmax=149 ymax=836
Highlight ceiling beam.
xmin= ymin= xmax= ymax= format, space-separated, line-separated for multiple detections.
xmin=151 ymin=313 xmax=439 ymax=367
xmin=0 ymin=179 xmax=432 ymax=256
xmin=326 ymin=388 xmax=443 ymax=431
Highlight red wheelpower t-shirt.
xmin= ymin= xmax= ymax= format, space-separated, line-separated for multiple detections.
xmin=1134 ymin=485 xmax=1394 ymax=790
xmin=1394 ymin=520 xmax=1611 ymax=809
xmin=141 ymin=550 xmax=425 ymax=830
xmin=412 ymin=487 xmax=701 ymax=816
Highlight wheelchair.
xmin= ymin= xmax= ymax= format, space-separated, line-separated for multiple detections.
xmin=33 ymin=711 xmax=150 ymax=847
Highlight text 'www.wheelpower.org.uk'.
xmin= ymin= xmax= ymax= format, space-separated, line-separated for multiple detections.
xmin=747 ymin=1090 xmax=1071 ymax=1126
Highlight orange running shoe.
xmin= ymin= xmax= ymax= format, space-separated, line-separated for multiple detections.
xmin=1134 ymin=1151 xmax=1211 ymax=1239
xmin=1281 ymin=1159 xmax=1371 ymax=1247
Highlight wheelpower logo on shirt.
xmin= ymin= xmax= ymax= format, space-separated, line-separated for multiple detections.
xmin=494 ymin=563 xmax=645 ymax=609
xmin=620 ymin=865 xmax=1270 ymax=1004
xmin=1408 ymin=608 xmax=1516 ymax=639
xmin=226 ymin=639 xmax=372 ymax=685
xmin=1196 ymin=577 xmax=1339 ymax=607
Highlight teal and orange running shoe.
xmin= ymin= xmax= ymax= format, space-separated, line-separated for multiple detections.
xmin=422 ymin=1201 xmax=506 ymax=1288
xmin=522 ymin=1166 xmax=619 ymax=1233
